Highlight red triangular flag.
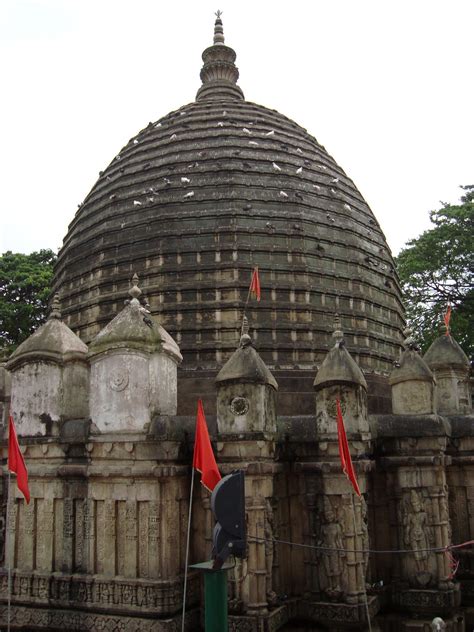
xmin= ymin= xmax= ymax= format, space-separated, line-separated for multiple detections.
xmin=443 ymin=303 xmax=452 ymax=336
xmin=193 ymin=400 xmax=221 ymax=492
xmin=249 ymin=267 xmax=261 ymax=302
xmin=336 ymin=400 xmax=361 ymax=497
xmin=8 ymin=415 xmax=30 ymax=504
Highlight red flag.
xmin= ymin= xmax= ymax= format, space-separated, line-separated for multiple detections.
xmin=249 ymin=267 xmax=261 ymax=302
xmin=8 ymin=415 xmax=30 ymax=504
xmin=443 ymin=303 xmax=452 ymax=336
xmin=193 ymin=400 xmax=221 ymax=492
xmin=336 ymin=400 xmax=361 ymax=497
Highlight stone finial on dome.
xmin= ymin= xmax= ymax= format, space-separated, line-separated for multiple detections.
xmin=128 ymin=273 xmax=142 ymax=302
xmin=213 ymin=10 xmax=225 ymax=44
xmin=48 ymin=293 xmax=62 ymax=320
xmin=401 ymin=326 xmax=420 ymax=352
xmin=332 ymin=313 xmax=344 ymax=348
xmin=196 ymin=13 xmax=245 ymax=102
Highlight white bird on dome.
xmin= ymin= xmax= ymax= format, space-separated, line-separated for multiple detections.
xmin=344 ymin=203 xmax=352 ymax=211
xmin=184 ymin=191 xmax=195 ymax=199
xmin=331 ymin=177 xmax=339 ymax=183
xmin=272 ymin=162 xmax=281 ymax=171
xmin=249 ymin=141 xmax=259 ymax=146
xmin=181 ymin=177 xmax=191 ymax=183
xmin=296 ymin=148 xmax=303 ymax=154
xmin=217 ymin=122 xmax=224 ymax=127
xmin=279 ymin=190 xmax=288 ymax=198
xmin=133 ymin=200 xmax=142 ymax=207
xmin=296 ymin=167 xmax=303 ymax=174
xmin=265 ymin=130 xmax=275 ymax=136
xmin=170 ymin=133 xmax=177 ymax=140
xmin=242 ymin=128 xmax=252 ymax=135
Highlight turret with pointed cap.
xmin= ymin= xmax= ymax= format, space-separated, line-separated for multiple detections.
xmin=313 ymin=315 xmax=369 ymax=436
xmin=88 ymin=274 xmax=182 ymax=432
xmin=196 ymin=11 xmax=244 ymax=101
xmin=6 ymin=294 xmax=89 ymax=436
xmin=424 ymin=326 xmax=471 ymax=414
xmin=389 ymin=327 xmax=436 ymax=415
xmin=216 ymin=326 xmax=277 ymax=434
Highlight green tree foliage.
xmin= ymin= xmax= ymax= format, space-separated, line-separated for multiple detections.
xmin=0 ymin=249 xmax=56 ymax=353
xmin=396 ymin=186 xmax=474 ymax=359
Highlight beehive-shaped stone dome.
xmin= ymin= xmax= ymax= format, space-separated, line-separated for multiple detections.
xmin=53 ymin=16 xmax=405 ymax=414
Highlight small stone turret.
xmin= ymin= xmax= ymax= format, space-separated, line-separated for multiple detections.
xmin=389 ymin=328 xmax=436 ymax=415
xmin=215 ymin=321 xmax=277 ymax=434
xmin=6 ymin=295 xmax=89 ymax=436
xmin=424 ymin=330 xmax=471 ymax=414
xmin=313 ymin=315 xmax=369 ymax=436
xmin=88 ymin=275 xmax=182 ymax=432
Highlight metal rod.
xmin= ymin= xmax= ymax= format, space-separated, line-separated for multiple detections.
xmin=181 ymin=467 xmax=196 ymax=632
xmin=351 ymin=494 xmax=372 ymax=632
xmin=240 ymin=267 xmax=256 ymax=336
xmin=6 ymin=469 xmax=12 ymax=632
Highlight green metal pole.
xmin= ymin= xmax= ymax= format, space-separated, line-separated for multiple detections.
xmin=203 ymin=568 xmax=228 ymax=632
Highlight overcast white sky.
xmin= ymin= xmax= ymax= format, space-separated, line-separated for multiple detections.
xmin=1 ymin=0 xmax=472 ymax=256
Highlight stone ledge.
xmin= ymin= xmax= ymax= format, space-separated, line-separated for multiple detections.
xmin=0 ymin=604 xmax=199 ymax=631
xmin=297 ymin=595 xmax=379 ymax=626
xmin=0 ymin=570 xmax=199 ymax=618
xmin=393 ymin=585 xmax=461 ymax=615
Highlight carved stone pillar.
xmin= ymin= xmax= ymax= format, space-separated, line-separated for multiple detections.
xmin=297 ymin=316 xmax=377 ymax=629
xmin=215 ymin=328 xmax=279 ymax=616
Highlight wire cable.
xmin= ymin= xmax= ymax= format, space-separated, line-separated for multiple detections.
xmin=247 ymin=533 xmax=474 ymax=556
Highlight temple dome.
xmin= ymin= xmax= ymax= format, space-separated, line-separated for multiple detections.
xmin=53 ymin=16 xmax=405 ymax=414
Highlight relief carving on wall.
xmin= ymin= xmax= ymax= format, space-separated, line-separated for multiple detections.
xmin=316 ymin=497 xmax=346 ymax=600
xmin=264 ymin=498 xmax=278 ymax=606
xmin=400 ymin=489 xmax=435 ymax=587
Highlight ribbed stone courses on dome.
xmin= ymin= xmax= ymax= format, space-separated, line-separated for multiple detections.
xmin=53 ymin=17 xmax=405 ymax=414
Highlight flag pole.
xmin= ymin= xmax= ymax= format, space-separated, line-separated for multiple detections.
xmin=350 ymin=493 xmax=372 ymax=632
xmin=6 ymin=469 xmax=12 ymax=632
xmin=241 ymin=278 xmax=252 ymax=337
xmin=181 ymin=467 xmax=196 ymax=632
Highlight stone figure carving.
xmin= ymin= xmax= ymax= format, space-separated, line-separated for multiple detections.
xmin=402 ymin=489 xmax=434 ymax=586
xmin=229 ymin=556 xmax=248 ymax=613
xmin=317 ymin=497 xmax=346 ymax=600
xmin=264 ymin=498 xmax=278 ymax=605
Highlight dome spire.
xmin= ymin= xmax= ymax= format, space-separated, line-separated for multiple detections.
xmin=196 ymin=12 xmax=245 ymax=102
xmin=213 ymin=10 xmax=225 ymax=44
